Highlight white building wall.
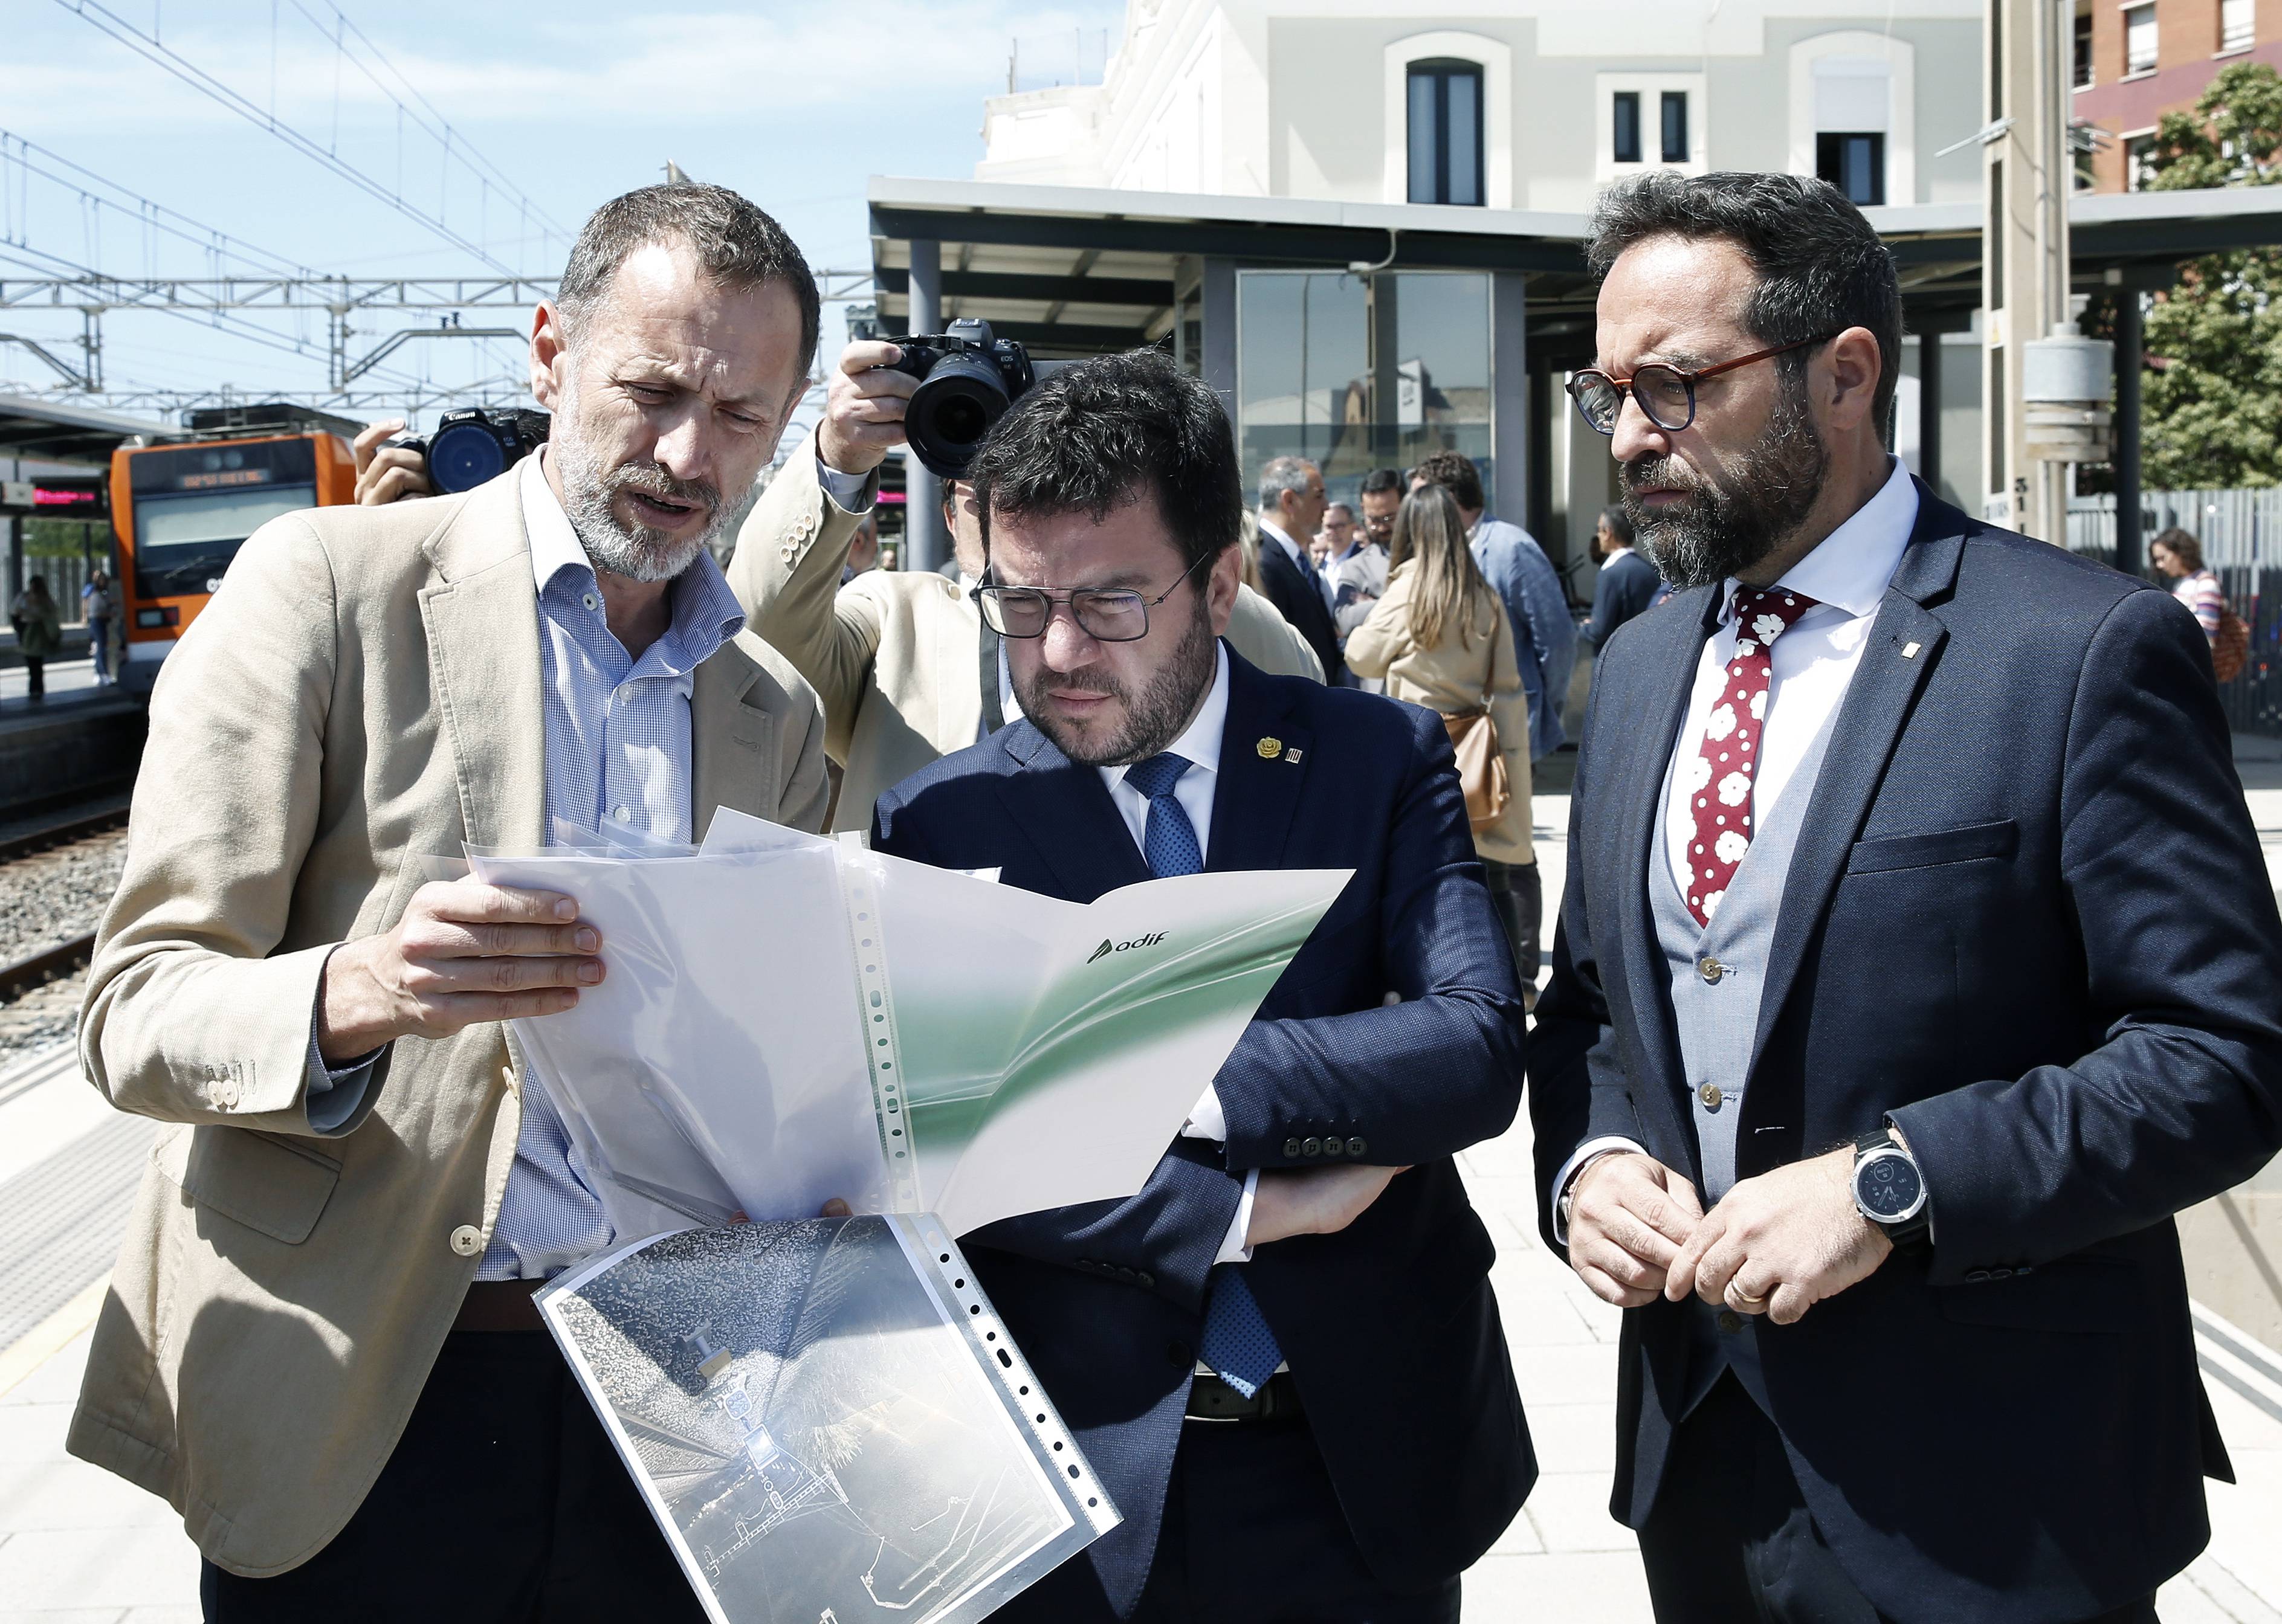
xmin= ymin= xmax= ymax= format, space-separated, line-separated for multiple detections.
xmin=977 ymin=0 xmax=1985 ymax=211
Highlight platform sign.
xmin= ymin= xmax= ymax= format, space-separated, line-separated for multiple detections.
xmin=0 ymin=477 xmax=106 ymax=515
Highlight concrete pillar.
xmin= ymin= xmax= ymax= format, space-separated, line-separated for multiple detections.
xmin=2114 ymin=286 xmax=2144 ymax=579
xmin=906 ymin=237 xmax=945 ymax=575
xmin=1918 ymin=330 xmax=1943 ymax=501
xmin=1490 ymin=272 xmax=1530 ymax=530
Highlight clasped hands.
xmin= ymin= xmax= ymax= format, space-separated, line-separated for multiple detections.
xmin=1565 ymin=1148 xmax=1890 ymax=1326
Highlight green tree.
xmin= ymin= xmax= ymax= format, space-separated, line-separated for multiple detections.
xmin=2133 ymin=62 xmax=2282 ymax=488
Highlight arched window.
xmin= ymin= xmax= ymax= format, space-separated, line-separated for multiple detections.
xmin=1408 ymin=59 xmax=1485 ymax=207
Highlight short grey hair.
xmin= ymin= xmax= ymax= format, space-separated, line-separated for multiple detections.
xmin=1585 ymin=170 xmax=1903 ymax=431
xmin=557 ymin=182 xmax=821 ymax=378
xmin=1325 ymin=501 xmax=1356 ymax=523
xmin=1258 ymin=456 xmax=1318 ymax=512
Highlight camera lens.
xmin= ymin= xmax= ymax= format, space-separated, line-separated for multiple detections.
xmin=907 ymin=356 xmax=1012 ymax=478
xmin=428 ymin=419 xmax=508 ymax=494
xmin=935 ymin=395 xmax=991 ymax=446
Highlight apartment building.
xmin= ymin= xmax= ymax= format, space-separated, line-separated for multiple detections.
xmin=2074 ymin=0 xmax=2282 ymax=190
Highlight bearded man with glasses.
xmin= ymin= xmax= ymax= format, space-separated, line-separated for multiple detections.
xmin=1531 ymin=169 xmax=2282 ymax=1623
xmin=873 ymin=347 xmax=1535 ymax=1623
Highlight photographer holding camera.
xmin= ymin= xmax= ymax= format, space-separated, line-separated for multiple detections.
xmin=358 ymin=332 xmax=1326 ymax=831
xmin=735 ymin=335 xmax=1324 ymax=828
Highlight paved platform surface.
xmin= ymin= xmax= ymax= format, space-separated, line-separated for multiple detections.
xmin=2 ymin=787 xmax=2281 ymax=1620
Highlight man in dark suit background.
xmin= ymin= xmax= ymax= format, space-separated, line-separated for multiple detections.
xmin=1584 ymin=504 xmax=1660 ymax=656
xmin=1532 ymin=169 xmax=2282 ymax=1624
xmin=1254 ymin=455 xmax=1346 ymax=684
xmin=873 ymin=350 xmax=1533 ymax=1622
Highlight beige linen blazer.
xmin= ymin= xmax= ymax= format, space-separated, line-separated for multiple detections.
xmin=1343 ymin=560 xmax=1536 ymax=865
xmin=68 ymin=472 xmax=829 ymax=1576
xmin=732 ymin=444 xmax=1325 ymax=832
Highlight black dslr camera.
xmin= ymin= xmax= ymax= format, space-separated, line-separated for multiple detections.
xmin=882 ymin=318 xmax=1035 ymax=478
xmin=399 ymin=407 xmax=551 ymax=494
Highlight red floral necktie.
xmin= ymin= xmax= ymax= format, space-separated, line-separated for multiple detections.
xmin=1681 ymin=585 xmax=1821 ymax=926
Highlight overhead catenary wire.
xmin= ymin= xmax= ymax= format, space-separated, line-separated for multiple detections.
xmin=53 ymin=0 xmax=545 ymax=277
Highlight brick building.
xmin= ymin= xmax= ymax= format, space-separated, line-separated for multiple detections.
xmin=2076 ymin=0 xmax=2282 ymax=189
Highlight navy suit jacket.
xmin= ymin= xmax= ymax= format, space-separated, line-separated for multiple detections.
xmin=874 ymin=650 xmax=1533 ymax=1614
xmin=1258 ymin=532 xmax=1346 ymax=685
xmin=1585 ymin=548 xmax=1661 ymax=654
xmin=1530 ymin=485 xmax=2282 ymax=1623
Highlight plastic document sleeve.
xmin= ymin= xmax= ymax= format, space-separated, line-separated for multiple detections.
xmin=538 ymin=1213 xmax=1119 ymax=1624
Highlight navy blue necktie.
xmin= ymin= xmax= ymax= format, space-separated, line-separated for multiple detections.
xmin=1122 ymin=753 xmax=1283 ymax=1397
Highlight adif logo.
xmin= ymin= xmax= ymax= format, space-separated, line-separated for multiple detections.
xmin=1087 ymin=932 xmax=1167 ymax=964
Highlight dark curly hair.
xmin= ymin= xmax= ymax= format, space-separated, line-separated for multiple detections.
xmin=1586 ymin=170 xmax=1903 ymax=431
xmin=968 ymin=348 xmax=1243 ymax=573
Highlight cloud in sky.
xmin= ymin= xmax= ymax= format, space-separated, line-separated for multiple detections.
xmin=0 ymin=0 xmax=1123 ymax=408
xmin=2 ymin=2 xmax=1115 ymax=130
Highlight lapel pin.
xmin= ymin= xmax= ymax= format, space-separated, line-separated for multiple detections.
xmin=1285 ymin=747 xmax=1305 ymax=765
xmin=1256 ymin=736 xmax=1283 ymax=759
xmin=1901 ymin=640 xmax=1921 ymax=660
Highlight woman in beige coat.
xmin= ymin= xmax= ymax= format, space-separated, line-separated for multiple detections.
xmin=1345 ymin=483 xmax=1540 ymax=998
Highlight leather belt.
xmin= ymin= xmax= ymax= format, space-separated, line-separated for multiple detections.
xmin=453 ymin=1278 xmax=545 ymax=1333
xmin=1186 ymin=1371 xmax=1303 ymax=1423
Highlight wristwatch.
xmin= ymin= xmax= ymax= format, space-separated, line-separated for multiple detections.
xmin=1851 ymin=1124 xmax=1931 ymax=1246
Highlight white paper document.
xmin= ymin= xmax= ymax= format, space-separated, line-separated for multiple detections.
xmin=469 ymin=814 xmax=1350 ymax=1239
xmin=540 ymin=1214 xmax=1119 ymax=1624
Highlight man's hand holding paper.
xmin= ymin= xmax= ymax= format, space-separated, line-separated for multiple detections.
xmin=315 ymin=877 xmax=603 ymax=1061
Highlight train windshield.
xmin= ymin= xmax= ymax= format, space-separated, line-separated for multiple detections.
xmin=126 ymin=438 xmax=320 ymax=599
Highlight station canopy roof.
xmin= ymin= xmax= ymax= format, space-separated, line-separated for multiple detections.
xmin=868 ymin=176 xmax=2282 ymax=366
xmin=0 ymin=393 xmax=175 ymax=466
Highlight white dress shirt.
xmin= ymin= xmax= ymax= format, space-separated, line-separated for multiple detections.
xmin=1089 ymin=646 xmax=1257 ymax=1263
xmin=1551 ymin=458 xmax=1920 ymax=1236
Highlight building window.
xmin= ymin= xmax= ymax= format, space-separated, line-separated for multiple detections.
xmin=1613 ymin=92 xmax=1642 ymax=163
xmin=1660 ymin=92 xmax=1690 ymax=163
xmin=1235 ymin=270 xmax=1493 ymax=502
xmin=1817 ymin=132 xmax=1886 ymax=205
xmin=2124 ymin=4 xmax=2158 ymax=75
xmin=1408 ymin=60 xmax=1484 ymax=207
xmin=2223 ymin=0 xmax=2254 ymax=53
xmin=2074 ymin=10 xmax=2095 ymax=86
xmin=2127 ymin=130 xmax=2159 ymax=189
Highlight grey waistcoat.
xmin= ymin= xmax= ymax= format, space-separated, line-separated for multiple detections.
xmin=1653 ymin=711 xmax=1837 ymax=1413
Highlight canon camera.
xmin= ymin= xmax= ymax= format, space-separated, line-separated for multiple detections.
xmin=398 ymin=407 xmax=551 ymax=494
xmin=882 ymin=318 xmax=1035 ymax=478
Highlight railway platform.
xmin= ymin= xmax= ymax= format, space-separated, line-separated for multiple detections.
xmin=2 ymin=798 xmax=2281 ymax=1620
xmin=0 ymin=663 xmax=143 ymax=822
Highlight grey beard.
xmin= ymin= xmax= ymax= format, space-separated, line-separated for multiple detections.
xmin=1620 ymin=375 xmax=1828 ymax=591
xmin=1018 ymin=599 xmax=1220 ymax=767
xmin=552 ymin=424 xmax=732 ymax=585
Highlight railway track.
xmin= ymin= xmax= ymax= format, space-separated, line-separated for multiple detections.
xmin=0 ymin=795 xmax=129 ymax=1008
xmin=0 ymin=799 xmax=129 ymax=865
xmin=0 ymin=930 xmax=97 ymax=1002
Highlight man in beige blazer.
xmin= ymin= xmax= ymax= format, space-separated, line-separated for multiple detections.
xmin=71 ymin=184 xmax=835 ymax=1620
xmin=731 ymin=341 xmax=1324 ymax=831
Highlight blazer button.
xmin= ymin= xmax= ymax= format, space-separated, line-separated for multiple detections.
xmin=449 ymin=1225 xmax=483 ymax=1258
xmin=1964 ymin=1269 xmax=1991 ymax=1283
xmin=1717 ymin=1309 xmax=1744 ymax=1333
xmin=1698 ymin=956 xmax=1727 ymax=985
xmin=1319 ymin=1136 xmax=1343 ymax=1157
xmin=1136 ymin=1272 xmax=1156 ymax=1290
xmin=1165 ymin=1339 xmax=1193 ymax=1368
xmin=1302 ymin=1136 xmax=1322 ymax=1156
xmin=1346 ymin=1137 xmax=1367 ymax=1158
xmin=1283 ymin=1138 xmax=1302 ymax=1158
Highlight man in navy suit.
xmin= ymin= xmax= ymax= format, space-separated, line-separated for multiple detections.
xmin=873 ymin=350 xmax=1533 ymax=1622
xmin=1532 ymin=169 xmax=2282 ymax=1623
xmin=1254 ymin=456 xmax=1347 ymax=685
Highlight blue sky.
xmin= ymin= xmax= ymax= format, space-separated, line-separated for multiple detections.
xmin=1 ymin=0 xmax=1124 ymax=429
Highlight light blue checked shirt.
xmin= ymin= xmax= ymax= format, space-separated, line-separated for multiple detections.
xmin=483 ymin=450 xmax=745 ymax=1278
